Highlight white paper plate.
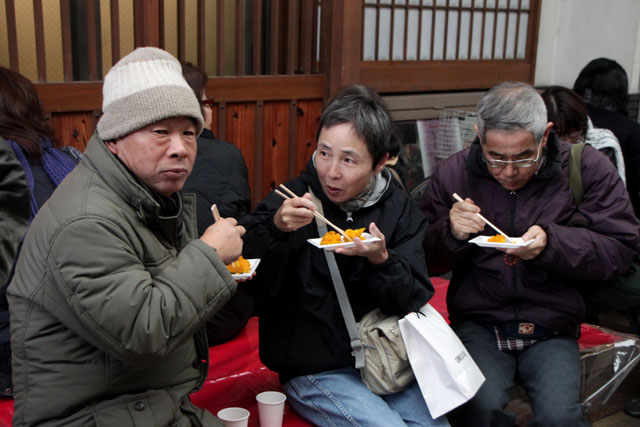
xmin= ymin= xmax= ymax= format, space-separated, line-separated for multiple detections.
xmin=229 ymin=258 xmax=260 ymax=280
xmin=307 ymin=233 xmax=381 ymax=251
xmin=469 ymin=236 xmax=534 ymax=249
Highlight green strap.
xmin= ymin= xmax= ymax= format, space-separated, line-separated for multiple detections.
xmin=569 ymin=143 xmax=586 ymax=205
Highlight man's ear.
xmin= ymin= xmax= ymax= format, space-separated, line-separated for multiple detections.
xmin=374 ymin=153 xmax=390 ymax=174
xmin=105 ymin=140 xmax=118 ymax=155
xmin=541 ymin=122 xmax=554 ymax=147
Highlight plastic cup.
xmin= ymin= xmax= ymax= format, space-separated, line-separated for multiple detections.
xmin=256 ymin=391 xmax=287 ymax=427
xmin=217 ymin=407 xmax=250 ymax=427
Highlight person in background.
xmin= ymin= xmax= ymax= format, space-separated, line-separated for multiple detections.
xmin=180 ymin=62 xmax=251 ymax=227
xmin=574 ymin=59 xmax=640 ymax=419
xmin=180 ymin=61 xmax=254 ymax=346
xmin=573 ymin=58 xmax=640 ymax=217
xmin=541 ymin=85 xmax=626 ymax=183
xmin=0 ymin=67 xmax=81 ymax=397
xmin=241 ymin=85 xmax=448 ymax=426
xmin=0 ymin=138 xmax=29 ymax=398
xmin=420 ymin=82 xmax=639 ymax=426
xmin=0 ymin=138 xmax=28 ymax=303
xmin=8 ymin=47 xmax=245 ymax=426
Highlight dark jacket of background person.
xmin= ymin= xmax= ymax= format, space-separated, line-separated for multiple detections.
xmin=240 ymin=160 xmax=433 ymax=383
xmin=573 ymin=58 xmax=640 ymax=218
xmin=0 ymin=140 xmax=79 ymax=397
xmin=0 ymin=66 xmax=80 ymax=397
xmin=8 ymin=134 xmax=236 ymax=426
xmin=183 ymin=128 xmax=251 ymax=235
xmin=182 ymin=128 xmax=253 ymax=346
xmin=587 ymin=103 xmax=640 ymax=216
xmin=0 ymin=138 xmax=29 ymax=289
xmin=179 ymin=61 xmax=254 ymax=347
xmin=420 ymin=136 xmax=639 ymax=337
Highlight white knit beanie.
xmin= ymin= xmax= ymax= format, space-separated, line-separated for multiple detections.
xmin=96 ymin=47 xmax=204 ymax=141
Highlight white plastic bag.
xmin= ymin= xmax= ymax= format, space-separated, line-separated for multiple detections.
xmin=399 ymin=304 xmax=485 ymax=418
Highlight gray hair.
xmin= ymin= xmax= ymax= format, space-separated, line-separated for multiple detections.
xmin=476 ymin=82 xmax=548 ymax=143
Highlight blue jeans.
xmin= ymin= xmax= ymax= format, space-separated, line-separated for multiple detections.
xmin=284 ymin=367 xmax=450 ymax=426
xmin=450 ymin=320 xmax=589 ymax=427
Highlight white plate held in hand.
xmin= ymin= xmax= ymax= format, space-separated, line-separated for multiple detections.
xmin=307 ymin=233 xmax=381 ymax=251
xmin=229 ymin=258 xmax=260 ymax=280
xmin=469 ymin=236 xmax=534 ymax=249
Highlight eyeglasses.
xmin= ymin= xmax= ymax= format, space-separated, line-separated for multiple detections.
xmin=200 ymin=98 xmax=215 ymax=107
xmin=481 ymin=140 xmax=543 ymax=169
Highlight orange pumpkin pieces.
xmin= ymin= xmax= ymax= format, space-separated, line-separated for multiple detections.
xmin=487 ymin=234 xmax=506 ymax=243
xmin=226 ymin=256 xmax=251 ymax=274
xmin=320 ymin=228 xmax=367 ymax=245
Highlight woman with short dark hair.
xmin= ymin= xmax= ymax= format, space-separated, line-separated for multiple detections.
xmin=241 ymin=85 xmax=447 ymax=426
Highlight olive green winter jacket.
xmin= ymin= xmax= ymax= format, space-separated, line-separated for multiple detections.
xmin=8 ymin=134 xmax=236 ymax=426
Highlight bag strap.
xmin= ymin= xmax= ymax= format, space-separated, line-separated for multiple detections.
xmin=309 ymin=189 xmax=365 ymax=369
xmin=569 ymin=143 xmax=586 ymax=205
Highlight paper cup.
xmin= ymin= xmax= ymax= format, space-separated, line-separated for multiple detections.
xmin=256 ymin=391 xmax=287 ymax=427
xmin=217 ymin=407 xmax=250 ymax=427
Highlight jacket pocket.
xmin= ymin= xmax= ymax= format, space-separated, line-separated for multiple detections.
xmin=92 ymin=389 xmax=178 ymax=427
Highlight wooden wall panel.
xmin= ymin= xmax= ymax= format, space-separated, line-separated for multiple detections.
xmin=49 ymin=111 xmax=98 ymax=151
xmin=294 ymin=98 xmax=323 ymax=176
xmin=360 ymin=60 xmax=534 ymax=93
xmin=225 ymin=101 xmax=257 ymax=200
xmin=261 ymin=101 xmax=290 ymax=199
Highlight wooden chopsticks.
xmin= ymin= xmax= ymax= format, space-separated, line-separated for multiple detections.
xmin=452 ymin=193 xmax=513 ymax=242
xmin=275 ymin=184 xmax=351 ymax=241
xmin=211 ymin=204 xmax=221 ymax=222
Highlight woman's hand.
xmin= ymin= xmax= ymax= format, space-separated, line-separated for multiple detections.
xmin=273 ymin=192 xmax=316 ymax=232
xmin=334 ymin=222 xmax=388 ymax=264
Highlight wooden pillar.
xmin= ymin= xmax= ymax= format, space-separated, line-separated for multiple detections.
xmin=134 ymin=0 xmax=161 ymax=48
xmin=321 ymin=0 xmax=362 ymax=101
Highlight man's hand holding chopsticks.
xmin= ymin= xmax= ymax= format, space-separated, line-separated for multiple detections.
xmin=450 ymin=196 xmax=486 ymax=240
xmin=274 ymin=192 xmax=316 ymax=232
xmin=201 ymin=218 xmax=245 ymax=265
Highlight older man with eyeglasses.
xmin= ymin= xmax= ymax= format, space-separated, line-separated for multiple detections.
xmin=420 ymin=82 xmax=639 ymax=426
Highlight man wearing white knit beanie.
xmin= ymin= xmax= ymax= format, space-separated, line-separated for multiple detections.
xmin=8 ymin=47 xmax=246 ymax=426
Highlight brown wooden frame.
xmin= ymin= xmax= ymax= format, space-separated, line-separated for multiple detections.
xmin=37 ymin=75 xmax=324 ymax=113
xmin=19 ymin=0 xmax=542 ymax=206
xmin=28 ymin=0 xmax=541 ymax=107
xmin=356 ymin=0 xmax=542 ymax=93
